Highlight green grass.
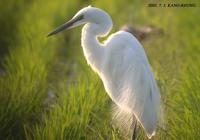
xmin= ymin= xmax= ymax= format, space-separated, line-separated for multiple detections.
xmin=0 ymin=0 xmax=200 ymax=140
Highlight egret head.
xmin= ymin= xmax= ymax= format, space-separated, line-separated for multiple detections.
xmin=47 ymin=6 xmax=112 ymax=37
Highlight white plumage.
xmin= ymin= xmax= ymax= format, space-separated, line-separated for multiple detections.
xmin=102 ymin=31 xmax=160 ymax=138
xmin=48 ymin=6 xmax=162 ymax=139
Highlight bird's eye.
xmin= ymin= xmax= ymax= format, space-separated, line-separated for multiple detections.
xmin=77 ymin=14 xmax=84 ymax=20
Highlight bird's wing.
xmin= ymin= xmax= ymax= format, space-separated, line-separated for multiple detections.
xmin=100 ymin=31 xmax=161 ymax=138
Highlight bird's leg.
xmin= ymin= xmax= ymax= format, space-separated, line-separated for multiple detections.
xmin=131 ymin=120 xmax=137 ymax=140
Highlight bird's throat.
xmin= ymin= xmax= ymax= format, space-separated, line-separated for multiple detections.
xmin=81 ymin=24 xmax=105 ymax=74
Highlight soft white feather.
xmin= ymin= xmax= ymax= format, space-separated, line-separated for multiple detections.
xmin=101 ymin=31 xmax=161 ymax=138
xmin=79 ymin=7 xmax=162 ymax=138
xmin=49 ymin=6 xmax=162 ymax=139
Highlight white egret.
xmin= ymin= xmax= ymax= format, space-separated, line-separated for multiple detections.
xmin=48 ymin=6 xmax=162 ymax=140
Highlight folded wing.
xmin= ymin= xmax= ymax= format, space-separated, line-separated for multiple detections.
xmin=100 ymin=31 xmax=161 ymax=138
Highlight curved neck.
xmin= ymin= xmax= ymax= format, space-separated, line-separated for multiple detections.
xmin=81 ymin=24 xmax=107 ymax=73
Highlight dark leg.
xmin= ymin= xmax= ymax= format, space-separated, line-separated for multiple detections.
xmin=131 ymin=121 xmax=137 ymax=140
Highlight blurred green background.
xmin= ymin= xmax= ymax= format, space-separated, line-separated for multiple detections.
xmin=0 ymin=0 xmax=200 ymax=140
